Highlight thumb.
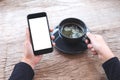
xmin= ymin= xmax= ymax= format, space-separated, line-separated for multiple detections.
xmin=86 ymin=32 xmax=95 ymax=42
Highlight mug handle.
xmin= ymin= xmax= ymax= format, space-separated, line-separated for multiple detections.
xmin=52 ymin=26 xmax=59 ymax=35
xmin=82 ymin=28 xmax=91 ymax=43
xmin=82 ymin=35 xmax=91 ymax=43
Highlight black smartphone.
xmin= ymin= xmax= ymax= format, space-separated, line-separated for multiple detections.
xmin=27 ymin=12 xmax=53 ymax=55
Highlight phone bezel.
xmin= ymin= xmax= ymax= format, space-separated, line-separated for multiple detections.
xmin=27 ymin=12 xmax=53 ymax=55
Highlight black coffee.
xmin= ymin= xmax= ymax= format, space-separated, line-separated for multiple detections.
xmin=61 ymin=24 xmax=84 ymax=38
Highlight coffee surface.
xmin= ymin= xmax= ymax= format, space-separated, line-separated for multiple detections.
xmin=62 ymin=24 xmax=84 ymax=38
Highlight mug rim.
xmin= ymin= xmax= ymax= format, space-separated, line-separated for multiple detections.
xmin=59 ymin=18 xmax=87 ymax=39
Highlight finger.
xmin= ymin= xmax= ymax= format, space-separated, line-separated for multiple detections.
xmin=26 ymin=28 xmax=30 ymax=42
xmin=24 ymin=40 xmax=32 ymax=55
xmin=51 ymin=35 xmax=55 ymax=40
xmin=52 ymin=42 xmax=56 ymax=46
xmin=50 ymin=28 xmax=53 ymax=32
xmin=36 ymin=55 xmax=43 ymax=58
xmin=26 ymin=28 xmax=28 ymax=41
xmin=86 ymin=32 xmax=96 ymax=42
xmin=91 ymin=48 xmax=95 ymax=52
xmin=87 ymin=44 xmax=93 ymax=49
xmin=92 ymin=51 xmax=97 ymax=55
xmin=85 ymin=39 xmax=89 ymax=44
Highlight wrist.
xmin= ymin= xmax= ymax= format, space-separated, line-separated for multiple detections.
xmin=102 ymin=50 xmax=115 ymax=63
xmin=98 ymin=46 xmax=115 ymax=62
xmin=104 ymin=53 xmax=115 ymax=62
xmin=21 ymin=58 xmax=35 ymax=69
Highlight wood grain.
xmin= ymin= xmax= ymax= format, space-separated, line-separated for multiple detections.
xmin=0 ymin=0 xmax=120 ymax=80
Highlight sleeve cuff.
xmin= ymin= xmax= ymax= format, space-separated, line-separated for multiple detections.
xmin=15 ymin=62 xmax=35 ymax=79
xmin=102 ymin=57 xmax=119 ymax=68
xmin=9 ymin=62 xmax=34 ymax=80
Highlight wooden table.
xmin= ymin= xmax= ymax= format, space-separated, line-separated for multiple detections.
xmin=0 ymin=0 xmax=120 ymax=80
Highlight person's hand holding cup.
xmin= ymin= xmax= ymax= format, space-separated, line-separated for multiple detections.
xmin=86 ymin=32 xmax=115 ymax=62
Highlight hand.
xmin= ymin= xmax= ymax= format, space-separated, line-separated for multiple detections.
xmin=21 ymin=28 xmax=55 ymax=69
xmin=86 ymin=32 xmax=115 ymax=62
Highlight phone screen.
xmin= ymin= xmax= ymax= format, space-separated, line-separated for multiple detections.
xmin=28 ymin=14 xmax=52 ymax=53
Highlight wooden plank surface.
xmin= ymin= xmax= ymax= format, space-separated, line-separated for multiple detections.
xmin=0 ymin=0 xmax=120 ymax=80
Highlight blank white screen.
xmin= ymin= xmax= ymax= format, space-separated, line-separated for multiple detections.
xmin=29 ymin=17 xmax=52 ymax=51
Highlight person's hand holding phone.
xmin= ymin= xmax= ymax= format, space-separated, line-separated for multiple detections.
xmin=21 ymin=28 xmax=55 ymax=69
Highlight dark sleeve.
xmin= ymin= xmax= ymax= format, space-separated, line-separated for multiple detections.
xmin=102 ymin=57 xmax=120 ymax=80
xmin=9 ymin=62 xmax=34 ymax=80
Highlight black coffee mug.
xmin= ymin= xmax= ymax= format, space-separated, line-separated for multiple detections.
xmin=58 ymin=18 xmax=89 ymax=44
